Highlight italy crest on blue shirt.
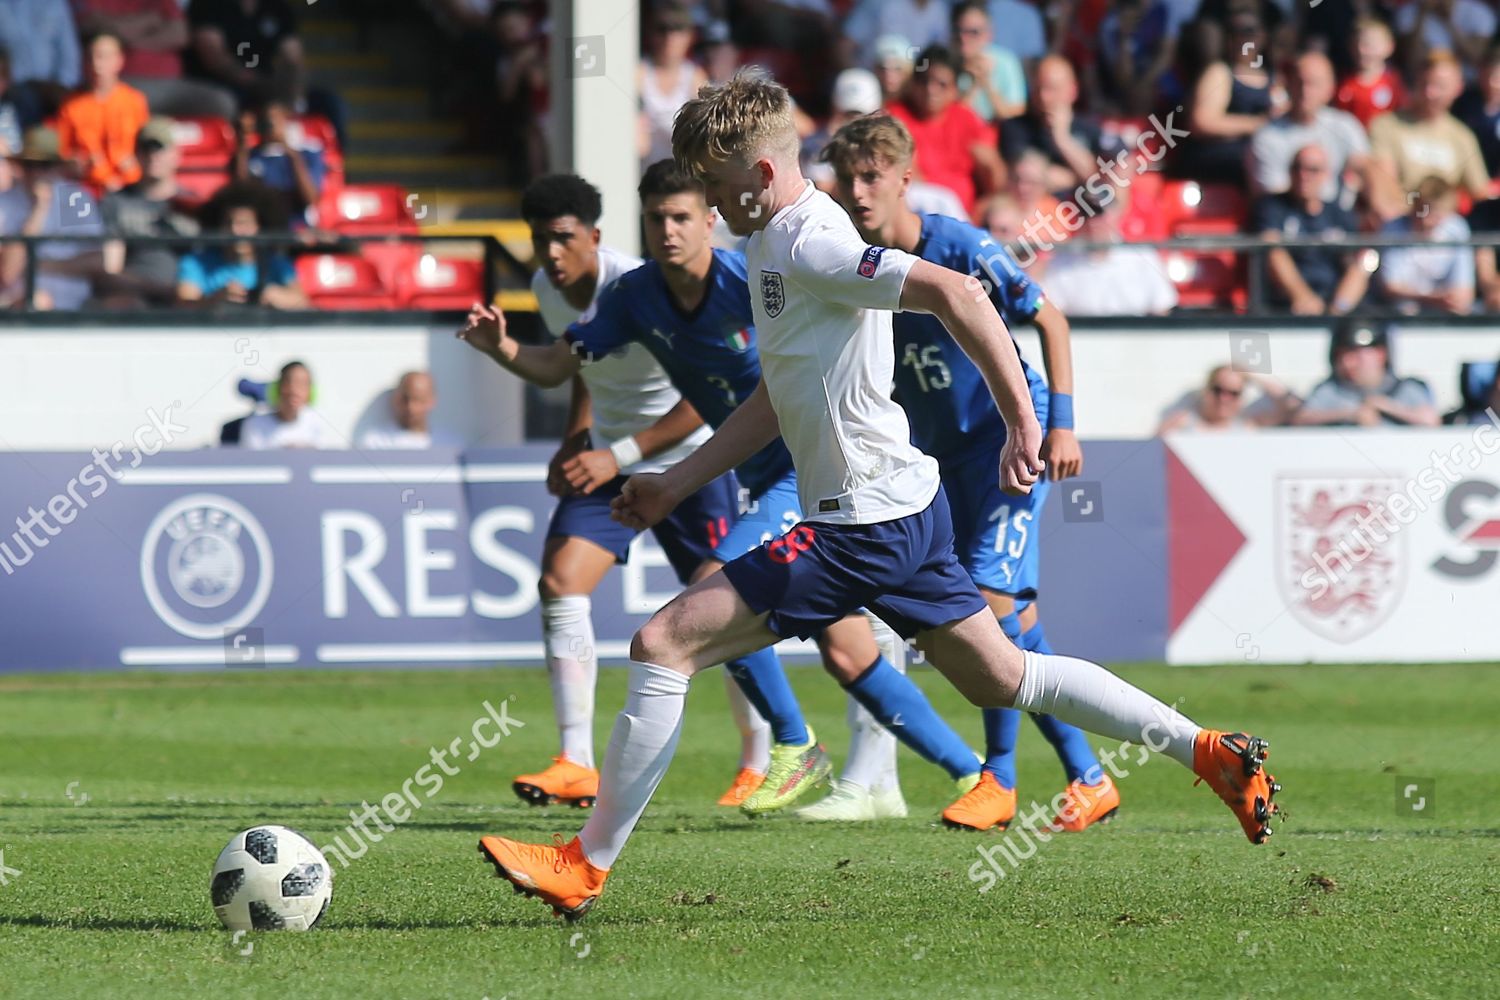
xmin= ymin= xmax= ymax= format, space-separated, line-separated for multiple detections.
xmin=760 ymin=270 xmax=785 ymax=317
xmin=723 ymin=326 xmax=751 ymax=352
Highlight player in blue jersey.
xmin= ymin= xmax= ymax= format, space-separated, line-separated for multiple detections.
xmin=823 ymin=112 xmax=1121 ymax=832
xmin=461 ymin=159 xmax=984 ymax=818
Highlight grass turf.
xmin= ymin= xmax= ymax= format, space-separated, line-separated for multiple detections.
xmin=0 ymin=662 xmax=1496 ymax=999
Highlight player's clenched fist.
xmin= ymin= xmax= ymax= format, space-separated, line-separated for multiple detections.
xmin=611 ymin=473 xmax=679 ymax=530
xmin=456 ymin=303 xmax=512 ymax=359
xmin=998 ymin=420 xmax=1044 ymax=496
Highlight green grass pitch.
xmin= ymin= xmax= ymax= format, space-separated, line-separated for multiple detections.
xmin=0 ymin=661 xmax=1496 ymax=999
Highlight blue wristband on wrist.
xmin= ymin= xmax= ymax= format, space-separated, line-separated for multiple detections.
xmin=1048 ymin=392 xmax=1074 ymax=431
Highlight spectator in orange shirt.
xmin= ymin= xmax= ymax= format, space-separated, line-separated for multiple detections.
xmin=57 ymin=33 xmax=149 ymax=192
xmin=886 ymin=45 xmax=1005 ymax=219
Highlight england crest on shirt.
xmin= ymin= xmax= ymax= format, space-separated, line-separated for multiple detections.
xmin=760 ymin=270 xmax=785 ymax=318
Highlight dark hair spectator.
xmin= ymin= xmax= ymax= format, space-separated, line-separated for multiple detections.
xmin=185 ymin=0 xmax=346 ymax=148
xmin=178 ymin=179 xmax=305 ymax=309
xmin=233 ymin=99 xmax=325 ymax=228
xmin=72 ymin=0 xmax=237 ymax=118
xmin=887 ymin=44 xmax=1005 ymax=218
xmin=1165 ymin=15 xmax=1278 ymax=186
xmin=238 ymin=358 xmax=338 ymax=449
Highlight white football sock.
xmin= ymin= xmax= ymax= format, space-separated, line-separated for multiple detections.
xmin=1014 ymin=651 xmax=1199 ymax=768
xmin=542 ymin=595 xmax=597 ymax=768
xmin=577 ymin=661 xmax=690 ymax=870
xmin=839 ymin=612 xmax=903 ymax=794
xmin=724 ymin=669 xmax=770 ymax=772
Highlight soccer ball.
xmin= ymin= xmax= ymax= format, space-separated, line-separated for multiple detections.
xmin=211 ymin=825 xmax=333 ymax=931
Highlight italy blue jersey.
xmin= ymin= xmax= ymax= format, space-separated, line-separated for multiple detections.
xmin=562 ymin=249 xmax=793 ymax=497
xmin=893 ymin=214 xmax=1047 ymax=461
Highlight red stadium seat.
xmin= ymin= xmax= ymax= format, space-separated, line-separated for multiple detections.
xmin=1119 ymin=170 xmax=1168 ymax=242
xmin=297 ymin=253 xmax=398 ymax=309
xmin=359 ymin=241 xmax=423 ymax=291
xmin=1162 ymin=180 xmax=1247 ymax=234
xmin=174 ymin=169 xmax=229 ymax=206
xmin=397 ymin=255 xmax=485 ymax=310
xmin=171 ymin=117 xmax=236 ymax=171
xmin=318 ymin=184 xmax=420 ymax=235
xmin=1164 ymin=250 xmax=1246 ymax=311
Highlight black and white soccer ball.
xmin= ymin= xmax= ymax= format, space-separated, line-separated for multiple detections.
xmin=211 ymin=825 xmax=333 ymax=931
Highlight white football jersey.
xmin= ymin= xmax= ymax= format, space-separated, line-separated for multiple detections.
xmin=532 ymin=245 xmax=710 ymax=474
xmin=745 ymin=182 xmax=940 ymax=524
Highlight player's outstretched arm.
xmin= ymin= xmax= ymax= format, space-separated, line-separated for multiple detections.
xmin=899 ymin=259 xmax=1042 ymax=494
xmin=612 ymin=380 xmax=780 ymax=531
xmin=1032 ymin=300 xmax=1083 ymax=480
xmin=456 ymin=303 xmax=581 ymax=387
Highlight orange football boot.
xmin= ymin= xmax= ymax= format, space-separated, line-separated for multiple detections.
xmin=1192 ymin=730 xmax=1282 ymax=844
xmin=941 ymin=771 xmax=1018 ymax=830
xmin=1047 ymin=774 xmax=1121 ymax=832
xmin=478 ymin=834 xmax=607 ymax=921
xmin=716 ymin=767 xmax=765 ymax=807
xmin=512 ymin=756 xmax=599 ymax=808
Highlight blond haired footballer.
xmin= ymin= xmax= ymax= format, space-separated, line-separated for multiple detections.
xmin=476 ymin=71 xmax=1282 ymax=921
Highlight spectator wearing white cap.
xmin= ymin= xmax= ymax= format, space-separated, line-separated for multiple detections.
xmin=874 ymin=35 xmax=915 ymax=105
xmin=803 ymin=68 xmax=883 ymax=187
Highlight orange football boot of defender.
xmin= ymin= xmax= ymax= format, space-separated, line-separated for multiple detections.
xmin=1192 ymin=730 xmax=1282 ymax=843
xmin=1047 ymin=774 xmax=1121 ymax=832
xmin=512 ymin=756 xmax=599 ymax=808
xmin=716 ymin=767 xmax=766 ymax=807
xmin=479 ymin=834 xmax=607 ymax=921
xmin=941 ymin=771 xmax=1017 ymax=830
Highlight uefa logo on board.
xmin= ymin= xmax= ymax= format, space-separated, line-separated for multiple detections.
xmin=139 ymin=494 xmax=275 ymax=640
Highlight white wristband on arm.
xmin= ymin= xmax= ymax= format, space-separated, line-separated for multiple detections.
xmin=608 ymin=435 xmax=643 ymax=469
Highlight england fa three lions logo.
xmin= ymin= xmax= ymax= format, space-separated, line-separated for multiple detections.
xmin=760 ymin=270 xmax=785 ymax=318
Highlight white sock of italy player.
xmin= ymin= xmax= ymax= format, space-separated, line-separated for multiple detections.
xmin=1013 ymin=650 xmax=1199 ymax=767
xmin=839 ymin=612 xmax=903 ymax=794
xmin=723 ymin=669 xmax=771 ymax=772
xmin=541 ymin=596 xmax=598 ymax=769
xmin=577 ymin=661 xmax=690 ymax=870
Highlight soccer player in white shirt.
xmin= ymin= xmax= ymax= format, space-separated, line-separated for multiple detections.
xmin=483 ymin=174 xmax=823 ymax=813
xmin=477 ymin=71 xmax=1282 ymax=921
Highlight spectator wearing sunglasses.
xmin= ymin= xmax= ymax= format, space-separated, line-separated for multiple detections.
xmin=1158 ymin=364 xmax=1297 ymax=432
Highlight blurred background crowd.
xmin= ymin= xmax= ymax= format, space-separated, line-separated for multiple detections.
xmin=1 ymin=0 xmax=1499 ymax=439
